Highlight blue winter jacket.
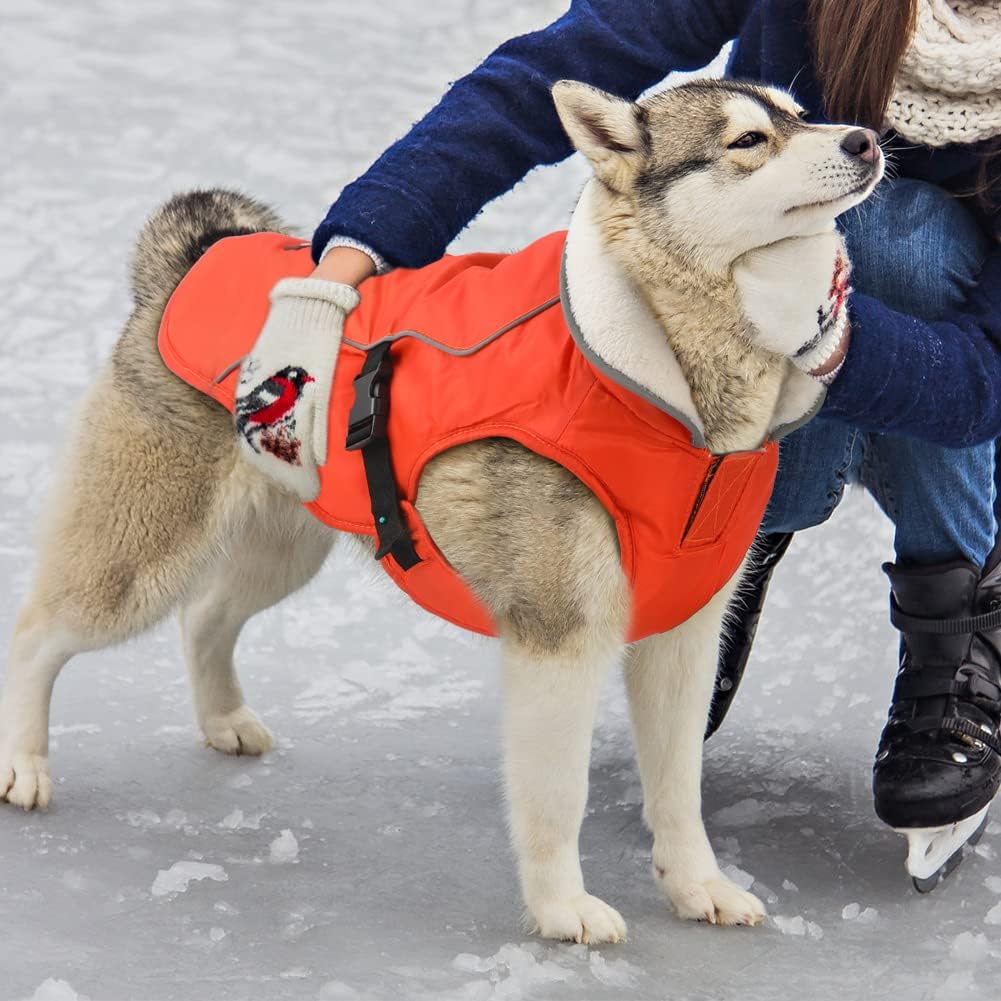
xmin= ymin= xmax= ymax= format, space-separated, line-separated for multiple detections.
xmin=313 ymin=0 xmax=1001 ymax=447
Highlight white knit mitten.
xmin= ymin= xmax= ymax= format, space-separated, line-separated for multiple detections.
xmin=733 ymin=231 xmax=852 ymax=375
xmin=235 ymin=277 xmax=360 ymax=500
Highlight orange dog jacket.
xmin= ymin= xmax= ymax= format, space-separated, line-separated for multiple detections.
xmin=158 ymin=231 xmax=779 ymax=641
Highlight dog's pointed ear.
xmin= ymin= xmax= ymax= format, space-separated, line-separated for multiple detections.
xmin=552 ymin=81 xmax=647 ymax=187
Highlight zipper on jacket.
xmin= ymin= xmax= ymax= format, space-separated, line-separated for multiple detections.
xmin=681 ymin=456 xmax=724 ymax=543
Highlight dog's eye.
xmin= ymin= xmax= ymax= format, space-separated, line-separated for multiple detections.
xmin=728 ymin=131 xmax=767 ymax=149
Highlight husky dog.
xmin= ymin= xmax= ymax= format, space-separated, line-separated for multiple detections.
xmin=0 ymin=79 xmax=881 ymax=942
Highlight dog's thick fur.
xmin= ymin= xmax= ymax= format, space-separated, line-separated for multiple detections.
xmin=0 ymin=80 xmax=881 ymax=942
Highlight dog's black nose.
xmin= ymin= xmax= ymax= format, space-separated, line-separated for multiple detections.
xmin=841 ymin=128 xmax=880 ymax=164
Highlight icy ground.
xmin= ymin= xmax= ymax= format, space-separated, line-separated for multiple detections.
xmin=2 ymin=1 xmax=1000 ymax=998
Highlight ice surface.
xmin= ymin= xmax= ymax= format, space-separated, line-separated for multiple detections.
xmin=317 ymin=983 xmax=361 ymax=1000
xmin=711 ymin=797 xmax=812 ymax=827
xmin=2 ymin=1 xmax=1001 ymax=999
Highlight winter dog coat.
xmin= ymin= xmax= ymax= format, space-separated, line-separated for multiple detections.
xmin=158 ymin=230 xmax=781 ymax=642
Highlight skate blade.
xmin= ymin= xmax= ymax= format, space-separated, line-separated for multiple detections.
xmin=895 ymin=806 xmax=991 ymax=891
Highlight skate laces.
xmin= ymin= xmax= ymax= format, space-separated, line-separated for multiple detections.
xmin=882 ymin=659 xmax=1001 ymax=757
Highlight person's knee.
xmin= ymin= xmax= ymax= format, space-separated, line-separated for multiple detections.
xmin=762 ymin=481 xmax=844 ymax=535
xmin=862 ymin=435 xmax=997 ymax=567
xmin=761 ymin=422 xmax=860 ymax=535
xmin=838 ymin=178 xmax=991 ymax=320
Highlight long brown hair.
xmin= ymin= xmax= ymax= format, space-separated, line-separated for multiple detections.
xmin=809 ymin=0 xmax=918 ymax=128
xmin=809 ymin=0 xmax=999 ymax=221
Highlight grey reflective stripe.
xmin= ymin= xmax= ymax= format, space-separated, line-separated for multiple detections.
xmin=558 ymin=249 xmax=707 ymax=450
xmin=215 ymin=357 xmax=244 ymax=384
xmin=211 ymin=296 xmax=561 ymax=384
xmin=342 ymin=295 xmax=561 ymax=356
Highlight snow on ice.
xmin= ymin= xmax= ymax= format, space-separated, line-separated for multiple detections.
xmin=841 ymin=903 xmax=878 ymax=924
xmin=771 ymin=915 xmax=824 ymax=940
xmin=447 ymin=944 xmax=640 ymax=998
xmin=721 ymin=863 xmax=757 ymax=891
xmin=150 ymin=861 xmax=229 ymax=898
xmin=219 ymin=808 xmax=265 ymax=830
xmin=2 ymin=2 xmax=1001 ymax=1000
xmin=22 ymin=982 xmax=88 ymax=1001
xmin=949 ymin=932 xmax=990 ymax=964
xmin=269 ymin=829 xmax=300 ymax=864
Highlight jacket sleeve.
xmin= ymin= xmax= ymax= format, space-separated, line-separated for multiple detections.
xmin=822 ymin=245 xmax=1001 ymax=447
xmin=312 ymin=0 xmax=751 ymax=266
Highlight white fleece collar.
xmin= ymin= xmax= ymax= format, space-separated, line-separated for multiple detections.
xmin=560 ymin=181 xmax=824 ymax=451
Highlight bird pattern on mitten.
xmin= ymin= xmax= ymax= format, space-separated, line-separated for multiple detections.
xmin=235 ymin=360 xmax=315 ymax=466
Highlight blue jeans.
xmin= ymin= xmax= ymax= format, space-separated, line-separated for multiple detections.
xmin=762 ymin=179 xmax=996 ymax=566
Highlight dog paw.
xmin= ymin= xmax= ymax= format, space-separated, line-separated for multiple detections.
xmin=0 ymin=751 xmax=53 ymax=810
xmin=529 ymin=893 xmax=627 ymax=944
xmin=662 ymin=873 xmax=766 ymax=927
xmin=202 ymin=706 xmax=274 ymax=756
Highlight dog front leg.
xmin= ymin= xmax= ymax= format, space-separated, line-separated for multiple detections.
xmin=624 ymin=579 xmax=766 ymax=927
xmin=502 ymin=637 xmax=626 ymax=944
xmin=0 ymin=602 xmax=80 ymax=810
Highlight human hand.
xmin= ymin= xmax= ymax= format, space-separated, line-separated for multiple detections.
xmin=235 ymin=277 xmax=360 ymax=500
xmin=733 ymin=231 xmax=852 ymax=375
xmin=312 ymin=245 xmax=377 ymax=286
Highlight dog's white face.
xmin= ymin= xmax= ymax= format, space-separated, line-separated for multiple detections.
xmin=553 ymin=79 xmax=885 ymax=271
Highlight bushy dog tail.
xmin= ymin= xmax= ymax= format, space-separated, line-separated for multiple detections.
xmin=129 ymin=189 xmax=285 ymax=311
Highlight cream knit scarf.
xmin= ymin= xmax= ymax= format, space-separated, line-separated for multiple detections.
xmin=885 ymin=0 xmax=1001 ymax=147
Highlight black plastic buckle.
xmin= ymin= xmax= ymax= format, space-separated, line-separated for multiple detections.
xmin=961 ymin=669 xmax=1001 ymax=704
xmin=345 ymin=352 xmax=393 ymax=451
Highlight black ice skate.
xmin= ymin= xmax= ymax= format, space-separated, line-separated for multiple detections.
xmin=875 ymin=560 xmax=1001 ymax=892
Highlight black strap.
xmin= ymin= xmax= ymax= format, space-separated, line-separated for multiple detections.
xmin=885 ymin=715 xmax=1001 ymax=756
xmin=892 ymin=671 xmax=965 ymax=702
xmin=892 ymin=664 xmax=1001 ymax=704
xmin=890 ymin=597 xmax=1001 ymax=636
xmin=344 ymin=343 xmax=421 ymax=571
xmin=894 ymin=671 xmax=1001 ymax=703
